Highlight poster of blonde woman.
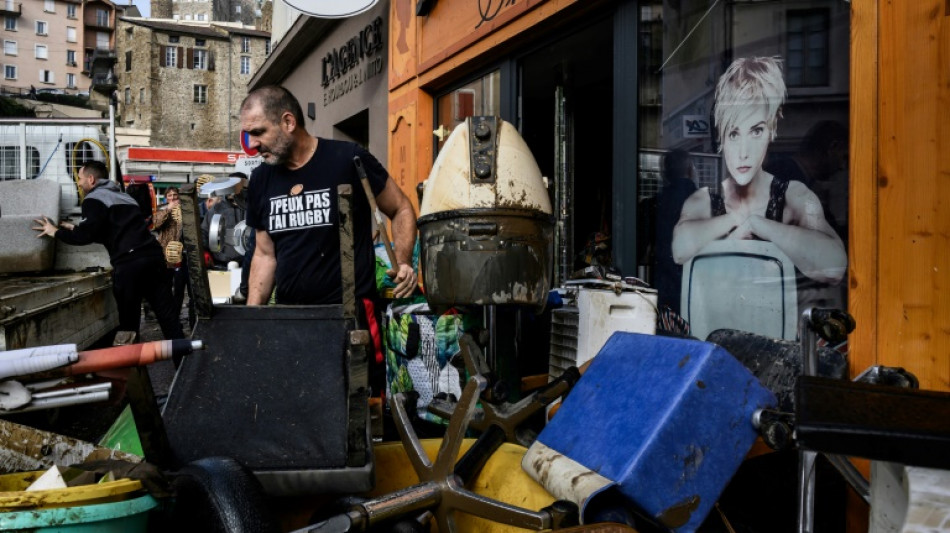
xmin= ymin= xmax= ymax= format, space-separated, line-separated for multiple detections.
xmin=671 ymin=57 xmax=847 ymax=340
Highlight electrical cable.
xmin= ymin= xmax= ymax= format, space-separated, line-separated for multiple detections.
xmin=70 ymin=137 xmax=110 ymax=202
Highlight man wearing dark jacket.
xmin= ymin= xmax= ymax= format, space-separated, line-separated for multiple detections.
xmin=33 ymin=161 xmax=185 ymax=342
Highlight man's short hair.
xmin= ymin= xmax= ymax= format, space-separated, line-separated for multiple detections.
xmin=714 ymin=56 xmax=787 ymax=146
xmin=81 ymin=160 xmax=108 ymax=181
xmin=241 ymin=86 xmax=306 ymax=129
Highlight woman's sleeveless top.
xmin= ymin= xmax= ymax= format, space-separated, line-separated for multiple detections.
xmin=710 ymin=176 xmax=789 ymax=221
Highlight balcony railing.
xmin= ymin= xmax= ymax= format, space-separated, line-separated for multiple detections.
xmin=85 ymin=18 xmax=111 ymax=30
xmin=91 ymin=72 xmax=116 ymax=88
xmin=0 ymin=2 xmax=21 ymax=17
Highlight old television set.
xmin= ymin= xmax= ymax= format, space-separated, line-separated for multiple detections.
xmin=681 ymin=240 xmax=798 ymax=341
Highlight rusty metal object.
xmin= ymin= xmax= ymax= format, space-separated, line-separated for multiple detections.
xmin=338 ymin=184 xmax=357 ymax=321
xmin=427 ymin=334 xmax=579 ymax=446
xmin=180 ymin=183 xmax=213 ymax=319
xmin=418 ymin=208 xmax=553 ymax=310
xmin=300 ymin=373 xmax=578 ymax=533
xmin=468 ymin=116 xmax=498 ymax=185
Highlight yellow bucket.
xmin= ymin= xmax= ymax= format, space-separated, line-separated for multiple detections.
xmin=0 ymin=471 xmax=143 ymax=511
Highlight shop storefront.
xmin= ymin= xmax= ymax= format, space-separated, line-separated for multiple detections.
xmin=390 ymin=0 xmax=850 ymax=344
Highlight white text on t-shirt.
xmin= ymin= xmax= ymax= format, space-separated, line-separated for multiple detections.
xmin=268 ymin=189 xmax=332 ymax=232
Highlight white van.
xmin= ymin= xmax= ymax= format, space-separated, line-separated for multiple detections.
xmin=0 ymin=122 xmax=111 ymax=213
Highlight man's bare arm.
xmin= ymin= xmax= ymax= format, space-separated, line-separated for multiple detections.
xmin=375 ymin=177 xmax=418 ymax=298
xmin=247 ymin=229 xmax=277 ymax=305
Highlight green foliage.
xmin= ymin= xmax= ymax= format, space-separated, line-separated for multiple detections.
xmin=0 ymin=96 xmax=37 ymax=117
xmin=35 ymin=92 xmax=91 ymax=108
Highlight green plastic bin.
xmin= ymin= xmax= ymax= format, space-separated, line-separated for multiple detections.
xmin=0 ymin=493 xmax=158 ymax=532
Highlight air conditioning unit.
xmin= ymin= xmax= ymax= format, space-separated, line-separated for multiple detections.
xmin=549 ymin=285 xmax=658 ymax=381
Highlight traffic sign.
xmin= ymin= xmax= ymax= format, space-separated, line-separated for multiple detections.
xmin=240 ymin=131 xmax=258 ymax=156
xmin=235 ymin=155 xmax=263 ymax=177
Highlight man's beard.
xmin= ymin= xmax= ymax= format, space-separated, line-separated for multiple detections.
xmin=262 ymin=131 xmax=294 ymax=166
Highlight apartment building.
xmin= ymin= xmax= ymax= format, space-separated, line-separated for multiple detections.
xmin=116 ymin=17 xmax=269 ymax=150
xmin=0 ymin=0 xmax=128 ymax=96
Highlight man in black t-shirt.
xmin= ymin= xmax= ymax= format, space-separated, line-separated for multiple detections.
xmin=241 ymin=86 xmax=417 ymax=305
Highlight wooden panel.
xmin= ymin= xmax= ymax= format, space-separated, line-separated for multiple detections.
xmin=416 ymin=0 xmax=539 ymax=73
xmin=846 ymin=1 xmax=878 ymax=528
xmin=877 ymin=0 xmax=950 ymax=391
xmin=848 ymin=0 xmax=879 ymax=381
xmin=389 ymin=0 xmax=417 ymax=90
xmin=389 ymin=108 xmax=417 ymax=214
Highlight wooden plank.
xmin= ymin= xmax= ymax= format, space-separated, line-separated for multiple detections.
xmin=389 ymin=0 xmax=418 ymax=90
xmin=848 ymin=0 xmax=879 ymax=382
xmin=877 ymin=0 xmax=950 ymax=391
xmin=0 ymin=419 xmax=141 ymax=475
xmin=416 ymin=0 xmax=610 ymax=88
xmin=389 ymin=107 xmax=419 ymax=214
xmin=939 ymin=0 xmax=950 ymax=391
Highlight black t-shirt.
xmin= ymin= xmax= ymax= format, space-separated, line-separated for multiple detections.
xmin=246 ymin=138 xmax=388 ymax=305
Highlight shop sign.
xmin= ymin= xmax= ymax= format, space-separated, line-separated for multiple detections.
xmin=322 ymin=16 xmax=385 ymax=106
xmin=683 ymin=115 xmax=711 ymax=138
xmin=282 ymin=0 xmax=378 ymax=18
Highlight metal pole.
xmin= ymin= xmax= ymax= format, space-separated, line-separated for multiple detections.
xmin=797 ymin=308 xmax=816 ymax=533
xmin=108 ymin=103 xmax=116 ymax=182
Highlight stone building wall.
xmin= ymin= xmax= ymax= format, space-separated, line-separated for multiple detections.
xmin=224 ymin=29 xmax=271 ymax=148
xmin=115 ymin=20 xmax=158 ymax=131
xmin=149 ymin=0 xmax=173 ymax=20
xmin=115 ymin=19 xmax=270 ymax=150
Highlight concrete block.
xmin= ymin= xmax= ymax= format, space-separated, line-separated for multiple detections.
xmin=0 ymin=179 xmax=61 ymax=273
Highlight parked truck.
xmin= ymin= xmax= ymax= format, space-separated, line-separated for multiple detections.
xmin=0 ymin=115 xmax=120 ymax=351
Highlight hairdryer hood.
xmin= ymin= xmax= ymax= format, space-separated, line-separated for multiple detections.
xmin=419 ymin=116 xmax=552 ymax=216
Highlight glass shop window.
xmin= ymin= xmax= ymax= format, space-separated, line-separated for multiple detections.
xmin=637 ymin=1 xmax=850 ymax=342
xmin=434 ymin=70 xmax=500 ymax=154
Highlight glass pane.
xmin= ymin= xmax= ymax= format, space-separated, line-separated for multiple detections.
xmin=434 ymin=70 xmax=500 ymax=154
xmin=637 ymin=0 xmax=850 ymax=341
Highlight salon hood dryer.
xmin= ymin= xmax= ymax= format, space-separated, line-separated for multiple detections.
xmin=418 ymin=116 xmax=554 ymax=310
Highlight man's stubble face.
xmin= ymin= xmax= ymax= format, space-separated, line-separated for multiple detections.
xmin=262 ymin=126 xmax=294 ymax=167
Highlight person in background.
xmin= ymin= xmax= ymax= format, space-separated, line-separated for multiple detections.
xmin=653 ymin=149 xmax=698 ymax=315
xmin=152 ymin=187 xmax=191 ymax=329
xmin=200 ymin=173 xmax=247 ymax=269
xmin=33 ymin=161 xmax=185 ymax=345
xmin=765 ymin=119 xmax=849 ymax=244
xmin=671 ymin=56 xmax=846 ymax=285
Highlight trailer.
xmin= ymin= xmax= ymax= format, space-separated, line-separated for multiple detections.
xmin=0 ymin=115 xmax=119 ymax=351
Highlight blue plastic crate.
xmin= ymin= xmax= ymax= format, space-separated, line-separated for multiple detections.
xmin=530 ymin=332 xmax=777 ymax=531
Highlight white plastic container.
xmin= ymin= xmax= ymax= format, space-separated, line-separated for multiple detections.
xmin=549 ymin=286 xmax=658 ymax=379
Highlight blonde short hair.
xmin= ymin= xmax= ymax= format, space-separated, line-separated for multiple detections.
xmin=714 ymin=57 xmax=787 ymax=145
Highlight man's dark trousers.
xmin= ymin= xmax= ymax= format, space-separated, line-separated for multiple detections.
xmin=112 ymin=253 xmax=185 ymax=340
